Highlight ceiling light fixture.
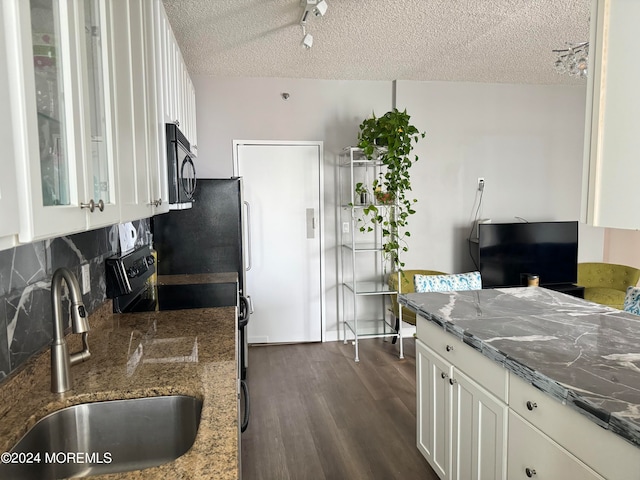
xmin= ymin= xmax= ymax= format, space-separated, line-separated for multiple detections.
xmin=553 ymin=42 xmax=589 ymax=78
xmin=314 ymin=0 xmax=328 ymax=17
xmin=299 ymin=0 xmax=327 ymax=49
xmin=302 ymin=30 xmax=313 ymax=49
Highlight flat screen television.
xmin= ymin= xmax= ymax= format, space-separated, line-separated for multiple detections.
xmin=478 ymin=221 xmax=578 ymax=288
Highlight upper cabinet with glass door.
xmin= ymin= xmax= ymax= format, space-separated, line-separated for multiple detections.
xmin=81 ymin=0 xmax=119 ymax=227
xmin=5 ymin=0 xmax=118 ymax=243
xmin=0 ymin=3 xmax=21 ymax=250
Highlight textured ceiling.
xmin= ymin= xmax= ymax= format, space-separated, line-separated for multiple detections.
xmin=162 ymin=0 xmax=590 ymax=85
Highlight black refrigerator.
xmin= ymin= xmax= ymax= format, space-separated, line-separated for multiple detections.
xmin=152 ymin=178 xmax=251 ymax=380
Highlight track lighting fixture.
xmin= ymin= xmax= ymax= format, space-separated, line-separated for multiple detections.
xmin=314 ymin=0 xmax=328 ymax=17
xmin=302 ymin=32 xmax=313 ymax=49
xmin=299 ymin=0 xmax=327 ymax=49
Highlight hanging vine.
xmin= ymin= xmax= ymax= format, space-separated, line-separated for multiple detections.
xmin=355 ymin=108 xmax=425 ymax=271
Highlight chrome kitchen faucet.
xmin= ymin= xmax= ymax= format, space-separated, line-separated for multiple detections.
xmin=50 ymin=268 xmax=91 ymax=393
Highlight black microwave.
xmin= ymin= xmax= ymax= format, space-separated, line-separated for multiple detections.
xmin=166 ymin=123 xmax=196 ymax=210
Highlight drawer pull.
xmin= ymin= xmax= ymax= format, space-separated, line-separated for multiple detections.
xmin=526 ymin=401 xmax=537 ymax=411
xmin=525 ymin=467 xmax=536 ymax=477
xmin=445 ymin=345 xmax=454 ymax=352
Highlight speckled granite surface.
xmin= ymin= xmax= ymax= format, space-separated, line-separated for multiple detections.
xmin=400 ymin=286 xmax=640 ymax=449
xmin=0 ymin=300 xmax=239 ymax=479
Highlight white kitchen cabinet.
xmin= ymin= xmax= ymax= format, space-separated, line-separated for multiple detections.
xmin=108 ymin=0 xmax=168 ymax=220
xmin=582 ymin=0 xmax=640 ymax=229
xmin=416 ymin=339 xmax=451 ymax=479
xmin=508 ymin=411 xmax=604 ymax=480
xmin=416 ymin=337 xmax=507 ymax=480
xmin=5 ymin=0 xmax=119 ymax=242
xmin=0 ymin=4 xmax=20 ymax=250
xmin=416 ymin=312 xmax=640 ymax=480
xmin=185 ymin=74 xmax=197 ymax=156
xmin=510 ymin=372 xmax=640 ymax=480
xmin=155 ymin=1 xmax=198 ymax=152
xmin=451 ymin=369 xmax=507 ymax=480
xmin=147 ymin=0 xmax=169 ymax=214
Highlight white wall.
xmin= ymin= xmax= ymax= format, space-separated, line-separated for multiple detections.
xmin=193 ymin=76 xmax=392 ymax=339
xmin=604 ymin=228 xmax=640 ymax=270
xmin=395 ymin=80 xmax=605 ymax=273
xmin=192 ymin=76 xmax=605 ymax=340
xmin=193 ymin=76 xmax=392 ymax=177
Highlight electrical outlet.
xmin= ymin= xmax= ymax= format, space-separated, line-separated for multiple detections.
xmin=342 ymin=222 xmax=350 ymax=233
xmin=477 ymin=177 xmax=485 ymax=191
xmin=81 ymin=264 xmax=91 ymax=295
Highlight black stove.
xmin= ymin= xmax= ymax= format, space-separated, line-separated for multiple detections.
xmin=105 ymin=246 xmax=237 ymax=313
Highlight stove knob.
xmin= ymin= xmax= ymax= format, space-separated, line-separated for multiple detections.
xmin=146 ymin=255 xmax=155 ymax=265
xmin=127 ymin=266 xmax=139 ymax=278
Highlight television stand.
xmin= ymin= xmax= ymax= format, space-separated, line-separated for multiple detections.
xmin=542 ymin=283 xmax=585 ymax=299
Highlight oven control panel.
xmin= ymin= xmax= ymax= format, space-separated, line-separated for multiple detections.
xmin=127 ymin=257 xmax=151 ymax=279
xmin=105 ymin=245 xmax=155 ymax=299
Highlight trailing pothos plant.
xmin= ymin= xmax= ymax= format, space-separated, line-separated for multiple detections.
xmin=355 ymin=108 xmax=425 ymax=271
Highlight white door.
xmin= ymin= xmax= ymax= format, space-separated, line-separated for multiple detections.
xmin=235 ymin=142 xmax=323 ymax=343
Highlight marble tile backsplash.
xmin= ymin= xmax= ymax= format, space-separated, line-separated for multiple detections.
xmin=0 ymin=219 xmax=151 ymax=381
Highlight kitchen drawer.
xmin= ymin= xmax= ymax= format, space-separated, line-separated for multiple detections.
xmin=508 ymin=410 xmax=604 ymax=480
xmin=416 ymin=315 xmax=508 ymax=402
xmin=509 ymin=373 xmax=640 ymax=480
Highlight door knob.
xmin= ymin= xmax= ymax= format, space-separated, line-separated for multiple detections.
xmin=525 ymin=467 xmax=536 ymax=477
xmin=526 ymin=401 xmax=537 ymax=411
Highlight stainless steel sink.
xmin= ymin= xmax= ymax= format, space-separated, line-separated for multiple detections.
xmin=0 ymin=395 xmax=202 ymax=479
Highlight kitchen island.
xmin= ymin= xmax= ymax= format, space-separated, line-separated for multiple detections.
xmin=0 ymin=300 xmax=239 ymax=479
xmin=400 ymin=286 xmax=640 ymax=480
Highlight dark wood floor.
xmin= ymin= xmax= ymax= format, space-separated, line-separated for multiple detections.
xmin=241 ymin=337 xmax=438 ymax=480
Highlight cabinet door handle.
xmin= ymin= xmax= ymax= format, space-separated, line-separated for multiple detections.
xmin=80 ymin=199 xmax=96 ymax=212
xmin=445 ymin=345 xmax=454 ymax=352
xmin=525 ymin=467 xmax=536 ymax=477
xmin=440 ymin=372 xmax=448 ymax=380
xmin=526 ymin=401 xmax=537 ymax=411
xmin=449 ymin=378 xmax=457 ymax=385
xmin=96 ymin=199 xmax=104 ymax=212
xmin=244 ymin=201 xmax=252 ymax=271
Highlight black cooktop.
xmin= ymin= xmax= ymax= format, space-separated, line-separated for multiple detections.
xmin=125 ymin=282 xmax=238 ymax=313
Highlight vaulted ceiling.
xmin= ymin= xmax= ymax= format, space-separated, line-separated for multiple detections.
xmin=162 ymin=0 xmax=590 ymax=85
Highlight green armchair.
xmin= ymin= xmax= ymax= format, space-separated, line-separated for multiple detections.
xmin=577 ymin=262 xmax=640 ymax=309
xmin=388 ymin=269 xmax=447 ymax=328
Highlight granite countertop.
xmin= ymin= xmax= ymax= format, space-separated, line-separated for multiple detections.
xmin=399 ymin=286 xmax=640 ymax=448
xmin=0 ymin=301 xmax=239 ymax=479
